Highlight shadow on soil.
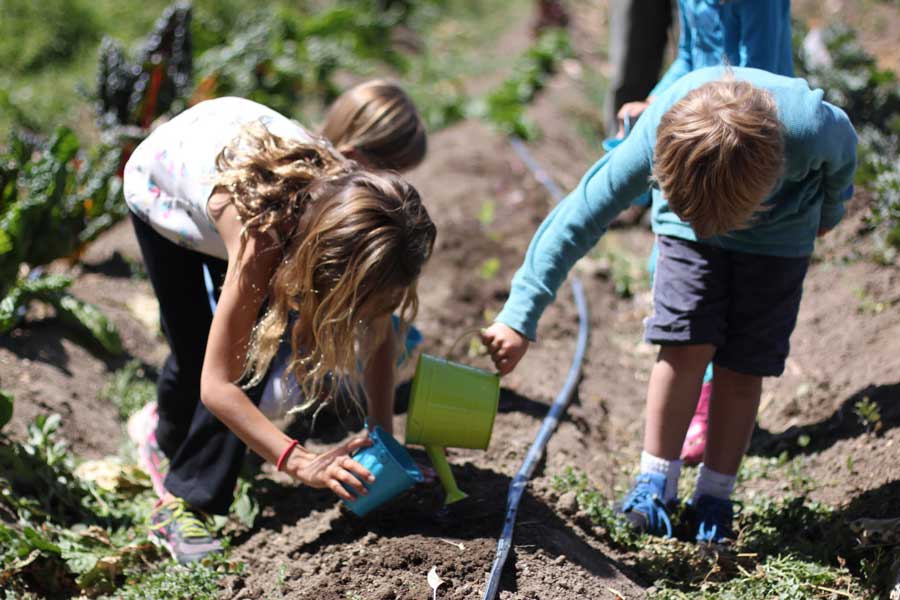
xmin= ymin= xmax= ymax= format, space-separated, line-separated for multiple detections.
xmin=0 ymin=320 xmax=137 ymax=374
xmin=748 ymin=381 xmax=900 ymax=459
xmin=235 ymin=460 xmax=626 ymax=585
xmin=81 ymin=250 xmax=140 ymax=279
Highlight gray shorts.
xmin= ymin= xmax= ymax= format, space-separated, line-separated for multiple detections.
xmin=644 ymin=235 xmax=809 ymax=377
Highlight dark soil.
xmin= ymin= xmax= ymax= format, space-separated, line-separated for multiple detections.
xmin=2 ymin=1 xmax=898 ymax=598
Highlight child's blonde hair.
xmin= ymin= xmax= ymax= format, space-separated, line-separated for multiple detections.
xmin=215 ymin=124 xmax=436 ymax=406
xmin=652 ymin=77 xmax=785 ymax=238
xmin=321 ymin=79 xmax=427 ymax=172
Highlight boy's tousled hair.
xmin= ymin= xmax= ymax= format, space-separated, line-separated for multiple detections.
xmin=653 ymin=76 xmax=785 ymax=238
xmin=215 ymin=124 xmax=436 ymax=409
xmin=321 ymin=79 xmax=427 ymax=172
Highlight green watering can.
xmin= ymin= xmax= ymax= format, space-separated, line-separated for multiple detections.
xmin=405 ymin=335 xmax=500 ymax=505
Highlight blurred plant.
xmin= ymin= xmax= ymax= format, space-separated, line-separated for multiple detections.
xmin=0 ymin=0 xmax=99 ymax=76
xmin=0 ymin=128 xmax=124 ymax=353
xmin=96 ymin=2 xmax=193 ymax=143
xmin=795 ymin=22 xmax=900 ymax=261
xmin=193 ymin=4 xmax=408 ymax=117
xmin=474 ymin=28 xmax=572 ymax=138
xmin=100 ymin=361 xmax=156 ymax=420
xmin=0 ymin=390 xmax=12 ymax=432
xmin=0 ymin=414 xmax=161 ymax=596
xmin=795 ymin=22 xmax=900 ymax=133
xmin=478 ymin=257 xmax=501 ymax=280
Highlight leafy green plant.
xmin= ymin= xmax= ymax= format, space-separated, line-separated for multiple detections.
xmin=96 ymin=2 xmax=193 ymax=136
xmin=0 ymin=274 xmax=123 ymax=355
xmin=553 ymin=467 xmax=880 ymax=598
xmin=110 ymin=555 xmax=243 ymax=600
xmin=795 ymin=22 xmax=900 ymax=260
xmin=476 ymin=28 xmax=572 ymax=138
xmin=193 ymin=4 xmax=407 ymax=117
xmin=100 ymin=361 xmax=156 ymax=420
xmin=854 ymin=396 xmax=882 ymax=433
xmin=0 ymin=126 xmax=124 ymax=352
xmin=0 ymin=390 xmax=12 ymax=432
xmin=0 ymin=128 xmax=124 ymax=290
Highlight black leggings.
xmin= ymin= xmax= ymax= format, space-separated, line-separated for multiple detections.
xmin=131 ymin=212 xmax=263 ymax=514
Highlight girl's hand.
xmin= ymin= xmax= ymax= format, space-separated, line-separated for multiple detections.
xmin=285 ymin=436 xmax=375 ymax=501
xmin=481 ymin=323 xmax=530 ymax=375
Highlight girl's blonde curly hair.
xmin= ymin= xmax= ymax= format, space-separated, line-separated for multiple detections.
xmin=215 ymin=123 xmax=436 ymax=409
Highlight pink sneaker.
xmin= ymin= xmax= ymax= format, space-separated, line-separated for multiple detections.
xmin=681 ymin=381 xmax=712 ymax=465
xmin=128 ymin=402 xmax=169 ymax=498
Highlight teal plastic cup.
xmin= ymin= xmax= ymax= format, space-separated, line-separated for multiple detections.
xmin=342 ymin=426 xmax=424 ymax=517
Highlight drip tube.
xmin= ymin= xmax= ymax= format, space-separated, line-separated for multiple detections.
xmin=482 ymin=138 xmax=591 ymax=600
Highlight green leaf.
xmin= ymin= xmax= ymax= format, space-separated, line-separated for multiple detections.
xmin=23 ymin=526 xmax=61 ymax=554
xmin=52 ymin=292 xmax=124 ymax=355
xmin=0 ymin=389 xmax=12 ymax=431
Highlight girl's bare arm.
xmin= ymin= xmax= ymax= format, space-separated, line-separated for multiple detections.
xmin=362 ymin=315 xmax=396 ymax=434
xmin=201 ymin=192 xmax=373 ymax=499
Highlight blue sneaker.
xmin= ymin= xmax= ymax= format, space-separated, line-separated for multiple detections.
xmin=615 ymin=473 xmax=674 ymax=538
xmin=691 ymin=494 xmax=735 ymax=543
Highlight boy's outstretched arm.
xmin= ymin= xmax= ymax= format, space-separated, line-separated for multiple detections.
xmin=489 ymin=119 xmax=657 ymax=375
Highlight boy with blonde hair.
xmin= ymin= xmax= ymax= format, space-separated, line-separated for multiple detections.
xmin=482 ymin=66 xmax=857 ymax=542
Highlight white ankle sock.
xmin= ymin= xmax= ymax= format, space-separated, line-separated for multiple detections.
xmin=640 ymin=451 xmax=681 ymax=502
xmin=692 ymin=464 xmax=737 ymax=501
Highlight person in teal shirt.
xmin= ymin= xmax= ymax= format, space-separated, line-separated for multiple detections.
xmin=482 ymin=67 xmax=857 ymax=542
xmin=610 ymin=0 xmax=795 ymax=468
xmin=617 ymin=0 xmax=793 ymax=132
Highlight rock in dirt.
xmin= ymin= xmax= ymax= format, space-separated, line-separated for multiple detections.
xmin=556 ymin=491 xmax=579 ymax=515
xmin=374 ymin=586 xmax=396 ymax=600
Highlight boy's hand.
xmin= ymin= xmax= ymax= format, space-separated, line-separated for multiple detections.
xmin=286 ymin=435 xmax=374 ymax=501
xmin=817 ymin=227 xmax=833 ymax=237
xmin=481 ymin=323 xmax=530 ymax=375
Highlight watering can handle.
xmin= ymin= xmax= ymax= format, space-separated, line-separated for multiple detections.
xmin=623 ymin=113 xmax=632 ymax=137
xmin=445 ymin=327 xmax=488 ymax=360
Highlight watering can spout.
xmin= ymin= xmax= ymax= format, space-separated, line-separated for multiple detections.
xmin=426 ymin=445 xmax=468 ymax=505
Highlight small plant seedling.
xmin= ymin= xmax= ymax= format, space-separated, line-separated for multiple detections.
xmin=854 ymin=396 xmax=882 ymax=433
xmin=479 ymin=257 xmax=501 ymax=280
xmin=477 ymin=200 xmax=495 ymax=228
xmin=100 ymin=360 xmax=156 ymax=420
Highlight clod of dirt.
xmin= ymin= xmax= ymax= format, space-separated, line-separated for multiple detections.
xmin=556 ymin=491 xmax=579 ymax=516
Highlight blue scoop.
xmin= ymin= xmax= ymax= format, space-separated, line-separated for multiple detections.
xmin=342 ymin=426 xmax=424 ymax=517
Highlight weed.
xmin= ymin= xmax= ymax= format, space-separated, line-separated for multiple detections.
xmin=854 ymin=396 xmax=883 ymax=433
xmin=552 ymin=466 xmax=882 ymax=598
xmin=478 ymin=28 xmax=573 ymax=138
xmin=477 ymin=200 xmax=496 ymax=228
xmin=854 ymin=287 xmax=888 ymax=315
xmin=100 ymin=360 xmax=156 ymax=420
xmin=110 ymin=555 xmax=243 ymax=600
xmin=479 ymin=257 xmax=501 ymax=280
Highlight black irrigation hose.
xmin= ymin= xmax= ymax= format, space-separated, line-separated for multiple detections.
xmin=482 ymin=138 xmax=591 ymax=600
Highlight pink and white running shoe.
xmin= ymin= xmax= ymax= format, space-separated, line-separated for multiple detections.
xmin=127 ymin=402 xmax=169 ymax=498
xmin=680 ymin=381 xmax=712 ymax=466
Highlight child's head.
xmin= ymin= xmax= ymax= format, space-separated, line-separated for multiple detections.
xmin=321 ymin=79 xmax=427 ymax=173
xmin=652 ymin=78 xmax=785 ymax=238
xmin=218 ymin=124 xmax=436 ymax=401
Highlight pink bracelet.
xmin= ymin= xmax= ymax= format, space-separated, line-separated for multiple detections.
xmin=276 ymin=439 xmax=300 ymax=471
